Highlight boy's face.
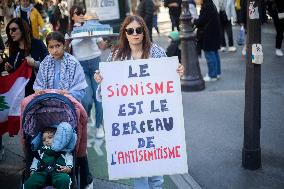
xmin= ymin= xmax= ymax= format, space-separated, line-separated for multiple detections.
xmin=42 ymin=131 xmax=54 ymax=146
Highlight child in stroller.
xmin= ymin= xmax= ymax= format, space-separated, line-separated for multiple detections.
xmin=21 ymin=91 xmax=90 ymax=189
xmin=24 ymin=122 xmax=76 ymax=189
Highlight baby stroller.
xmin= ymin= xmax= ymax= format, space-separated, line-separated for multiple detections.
xmin=20 ymin=90 xmax=89 ymax=189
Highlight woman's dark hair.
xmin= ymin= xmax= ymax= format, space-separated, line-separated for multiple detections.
xmin=112 ymin=15 xmax=151 ymax=60
xmin=46 ymin=31 xmax=65 ymax=46
xmin=6 ymin=18 xmax=32 ymax=56
xmin=69 ymin=5 xmax=85 ymax=34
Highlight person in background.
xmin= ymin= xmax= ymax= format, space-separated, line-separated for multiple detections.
xmin=69 ymin=5 xmax=109 ymax=139
xmin=267 ymin=0 xmax=284 ymax=57
xmin=54 ymin=0 xmax=69 ymax=35
xmin=14 ymin=0 xmax=44 ymax=39
xmin=137 ymin=0 xmax=154 ymax=41
xmin=152 ymin=0 xmax=161 ymax=35
xmin=47 ymin=0 xmax=56 ymax=30
xmin=235 ymin=0 xmax=242 ymax=24
xmin=0 ymin=18 xmax=48 ymax=96
xmin=193 ymin=0 xmax=221 ymax=82
xmin=34 ymin=0 xmax=47 ymax=21
xmin=164 ymin=0 xmax=182 ymax=31
xmin=4 ymin=0 xmax=15 ymax=24
xmin=94 ymin=15 xmax=184 ymax=189
xmin=189 ymin=0 xmax=198 ymax=19
xmin=218 ymin=0 xmax=237 ymax=52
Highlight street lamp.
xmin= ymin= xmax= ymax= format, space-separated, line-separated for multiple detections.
xmin=179 ymin=0 xmax=205 ymax=91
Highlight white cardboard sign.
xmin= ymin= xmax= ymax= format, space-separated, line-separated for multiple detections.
xmin=85 ymin=0 xmax=120 ymax=21
xmin=100 ymin=57 xmax=188 ymax=180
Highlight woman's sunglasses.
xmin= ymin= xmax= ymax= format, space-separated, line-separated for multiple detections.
xmin=9 ymin=27 xmax=19 ymax=33
xmin=74 ymin=10 xmax=86 ymax=16
xmin=125 ymin=27 xmax=143 ymax=35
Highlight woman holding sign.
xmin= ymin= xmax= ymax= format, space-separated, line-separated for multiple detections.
xmin=94 ymin=15 xmax=184 ymax=189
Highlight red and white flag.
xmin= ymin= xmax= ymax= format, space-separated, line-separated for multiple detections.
xmin=0 ymin=60 xmax=32 ymax=136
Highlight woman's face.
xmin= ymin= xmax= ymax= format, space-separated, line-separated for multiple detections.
xmin=48 ymin=39 xmax=65 ymax=60
xmin=72 ymin=8 xmax=85 ymax=24
xmin=8 ymin=23 xmax=22 ymax=42
xmin=125 ymin=20 xmax=144 ymax=46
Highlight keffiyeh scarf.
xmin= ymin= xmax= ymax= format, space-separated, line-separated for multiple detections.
xmin=33 ymin=53 xmax=87 ymax=92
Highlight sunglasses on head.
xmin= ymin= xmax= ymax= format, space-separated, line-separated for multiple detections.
xmin=125 ymin=27 xmax=143 ymax=35
xmin=9 ymin=27 xmax=19 ymax=33
xmin=74 ymin=10 xmax=85 ymax=16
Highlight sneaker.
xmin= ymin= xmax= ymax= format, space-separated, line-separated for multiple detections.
xmin=203 ymin=74 xmax=217 ymax=82
xmin=242 ymin=45 xmax=246 ymax=56
xmin=87 ymin=116 xmax=95 ymax=127
xmin=220 ymin=47 xmax=226 ymax=52
xmin=217 ymin=75 xmax=221 ymax=79
xmin=96 ymin=125 xmax=105 ymax=139
xmin=84 ymin=181 xmax=94 ymax=189
xmin=275 ymin=49 xmax=283 ymax=57
xmin=228 ymin=46 xmax=237 ymax=52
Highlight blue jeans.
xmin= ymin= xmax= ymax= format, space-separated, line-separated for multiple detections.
xmin=134 ymin=176 xmax=164 ymax=189
xmin=204 ymin=50 xmax=221 ymax=78
xmin=80 ymin=57 xmax=103 ymax=128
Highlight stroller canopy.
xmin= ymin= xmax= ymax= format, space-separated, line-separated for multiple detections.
xmin=22 ymin=93 xmax=78 ymax=138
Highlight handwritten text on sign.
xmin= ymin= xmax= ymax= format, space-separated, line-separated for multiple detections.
xmin=100 ymin=57 xmax=188 ymax=180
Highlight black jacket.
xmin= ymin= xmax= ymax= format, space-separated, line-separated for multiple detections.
xmin=137 ymin=0 xmax=154 ymax=25
xmin=164 ymin=0 xmax=182 ymax=17
xmin=267 ymin=0 xmax=284 ymax=19
xmin=194 ymin=0 xmax=221 ymax=51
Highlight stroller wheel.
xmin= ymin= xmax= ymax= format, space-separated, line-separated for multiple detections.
xmin=18 ymin=170 xmax=26 ymax=189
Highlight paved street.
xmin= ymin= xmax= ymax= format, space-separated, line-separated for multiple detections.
xmin=1 ymin=7 xmax=284 ymax=189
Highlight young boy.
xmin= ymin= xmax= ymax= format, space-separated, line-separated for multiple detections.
xmin=24 ymin=126 xmax=74 ymax=189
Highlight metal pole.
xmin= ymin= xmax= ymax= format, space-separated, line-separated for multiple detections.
xmin=180 ymin=0 xmax=205 ymax=92
xmin=242 ymin=0 xmax=262 ymax=170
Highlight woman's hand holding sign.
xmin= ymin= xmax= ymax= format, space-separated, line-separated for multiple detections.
xmin=176 ymin=64 xmax=184 ymax=77
xmin=94 ymin=70 xmax=103 ymax=84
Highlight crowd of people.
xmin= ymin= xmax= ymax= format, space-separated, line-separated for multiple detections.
xmin=0 ymin=0 xmax=283 ymax=188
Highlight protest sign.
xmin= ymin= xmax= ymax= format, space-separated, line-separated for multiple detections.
xmin=100 ymin=56 xmax=188 ymax=180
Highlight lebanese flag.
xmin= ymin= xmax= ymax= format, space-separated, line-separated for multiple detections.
xmin=0 ymin=60 xmax=32 ymax=136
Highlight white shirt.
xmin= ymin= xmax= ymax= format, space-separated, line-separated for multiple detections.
xmin=71 ymin=37 xmax=103 ymax=61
